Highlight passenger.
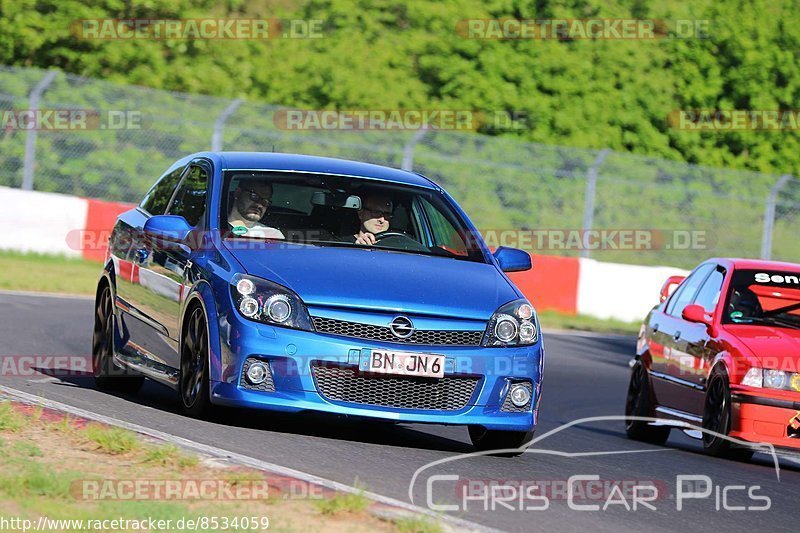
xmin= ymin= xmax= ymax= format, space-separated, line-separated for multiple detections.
xmin=228 ymin=180 xmax=284 ymax=239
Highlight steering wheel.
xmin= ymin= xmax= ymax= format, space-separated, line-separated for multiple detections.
xmin=373 ymin=231 xmax=414 ymax=242
xmin=372 ymin=231 xmax=429 ymax=252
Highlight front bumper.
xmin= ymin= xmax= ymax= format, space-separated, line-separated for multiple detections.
xmin=210 ymin=313 xmax=544 ymax=432
xmin=730 ymin=386 xmax=800 ymax=450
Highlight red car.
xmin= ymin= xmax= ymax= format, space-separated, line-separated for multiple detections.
xmin=626 ymin=258 xmax=800 ymax=459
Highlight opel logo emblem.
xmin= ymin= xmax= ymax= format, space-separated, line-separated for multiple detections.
xmin=389 ymin=316 xmax=415 ymax=339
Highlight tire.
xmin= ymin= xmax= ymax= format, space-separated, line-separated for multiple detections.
xmin=180 ymin=305 xmax=213 ymax=418
xmin=625 ymin=361 xmax=670 ymax=445
xmin=92 ymin=283 xmax=144 ymax=394
xmin=702 ymin=368 xmax=754 ymax=461
xmin=468 ymin=425 xmax=534 ymax=456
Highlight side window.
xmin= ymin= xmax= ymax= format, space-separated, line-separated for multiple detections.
xmin=693 ymin=267 xmax=726 ymax=313
xmin=419 ymin=197 xmax=469 ymax=256
xmin=140 ymin=165 xmax=185 ymax=215
xmin=666 ymin=264 xmax=714 ymax=317
xmin=167 ymin=164 xmax=209 ymax=227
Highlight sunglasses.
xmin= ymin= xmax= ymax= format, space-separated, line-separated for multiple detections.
xmin=364 ymin=207 xmax=393 ymax=220
xmin=241 ymin=188 xmax=271 ymax=206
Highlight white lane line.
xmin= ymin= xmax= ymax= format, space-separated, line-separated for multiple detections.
xmin=27 ymin=377 xmax=64 ymax=384
xmin=0 ymin=384 xmax=496 ymax=533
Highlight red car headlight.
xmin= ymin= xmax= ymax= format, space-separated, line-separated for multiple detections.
xmin=741 ymin=368 xmax=800 ymax=391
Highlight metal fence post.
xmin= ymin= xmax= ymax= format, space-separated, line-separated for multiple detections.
xmin=580 ymin=148 xmax=611 ymax=258
xmin=761 ymin=174 xmax=792 ymax=260
xmin=211 ymin=98 xmax=243 ymax=151
xmin=21 ymin=70 xmax=58 ymax=190
xmin=401 ymin=128 xmax=429 ymax=171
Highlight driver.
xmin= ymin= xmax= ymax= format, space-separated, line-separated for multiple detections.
xmin=344 ymin=192 xmax=393 ymax=246
xmin=228 ymin=179 xmax=285 ymax=239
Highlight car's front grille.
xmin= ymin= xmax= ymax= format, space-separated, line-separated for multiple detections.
xmin=311 ymin=363 xmax=479 ymax=411
xmin=311 ymin=316 xmax=483 ymax=346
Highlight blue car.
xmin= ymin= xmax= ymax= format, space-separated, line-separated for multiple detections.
xmin=92 ymin=152 xmax=544 ymax=452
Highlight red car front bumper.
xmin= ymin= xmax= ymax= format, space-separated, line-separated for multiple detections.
xmin=730 ymin=386 xmax=800 ymax=450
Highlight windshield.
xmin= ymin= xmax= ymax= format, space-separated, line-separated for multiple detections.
xmin=220 ymin=171 xmax=486 ymax=263
xmin=723 ymin=269 xmax=800 ymax=330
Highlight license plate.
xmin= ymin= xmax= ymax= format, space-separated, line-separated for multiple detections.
xmin=366 ymin=350 xmax=445 ymax=378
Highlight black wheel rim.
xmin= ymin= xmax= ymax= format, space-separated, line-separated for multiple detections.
xmin=92 ymin=287 xmax=113 ymax=377
xmin=625 ymin=365 xmax=645 ymax=428
xmin=181 ymin=308 xmax=207 ymax=408
xmin=703 ymin=377 xmax=726 ymax=445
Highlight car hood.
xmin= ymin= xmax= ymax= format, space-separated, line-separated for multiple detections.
xmin=225 ymin=242 xmax=517 ymax=320
xmin=726 ymin=324 xmax=800 ymax=369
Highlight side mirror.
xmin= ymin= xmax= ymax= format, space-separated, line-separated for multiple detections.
xmin=494 ymin=246 xmax=532 ymax=272
xmin=682 ymin=304 xmax=712 ymax=326
xmin=660 ymin=275 xmax=686 ymax=302
xmin=144 ymin=215 xmax=192 ymax=249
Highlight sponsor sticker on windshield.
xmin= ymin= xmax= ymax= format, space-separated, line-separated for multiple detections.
xmin=754 ymin=272 xmax=800 ymax=285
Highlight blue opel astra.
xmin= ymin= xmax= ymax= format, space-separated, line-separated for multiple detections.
xmin=92 ymin=152 xmax=544 ymax=452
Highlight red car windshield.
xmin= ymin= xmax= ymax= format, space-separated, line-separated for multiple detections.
xmin=723 ymin=269 xmax=800 ymax=329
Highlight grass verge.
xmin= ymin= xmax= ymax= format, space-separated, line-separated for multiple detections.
xmin=0 ymin=400 xmax=428 ymax=532
xmin=314 ymin=485 xmax=371 ymax=516
xmin=0 ymin=250 xmax=100 ymax=295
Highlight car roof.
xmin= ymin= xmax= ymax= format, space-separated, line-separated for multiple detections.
xmin=194 ymin=152 xmax=438 ymax=189
xmin=709 ymin=258 xmax=800 ymax=271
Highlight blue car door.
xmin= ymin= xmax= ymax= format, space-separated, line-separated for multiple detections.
xmin=112 ymin=164 xmax=187 ymax=371
xmin=137 ymin=161 xmax=211 ymax=371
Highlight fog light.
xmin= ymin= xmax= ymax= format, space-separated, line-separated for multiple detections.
xmin=495 ymin=314 xmax=518 ymax=343
xmin=265 ymin=294 xmax=292 ymax=323
xmin=239 ymin=297 xmax=260 ymax=318
xmin=509 ymin=383 xmax=531 ymax=407
xmin=246 ymin=362 xmax=268 ymax=385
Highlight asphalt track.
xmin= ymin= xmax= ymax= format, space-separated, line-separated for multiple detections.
xmin=0 ymin=292 xmax=798 ymax=532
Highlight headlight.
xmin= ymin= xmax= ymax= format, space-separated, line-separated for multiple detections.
xmin=764 ymin=369 xmax=787 ymax=389
xmin=230 ymin=274 xmax=314 ymax=331
xmin=741 ymin=367 xmax=800 ymax=391
xmin=482 ymin=299 xmax=538 ymax=347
